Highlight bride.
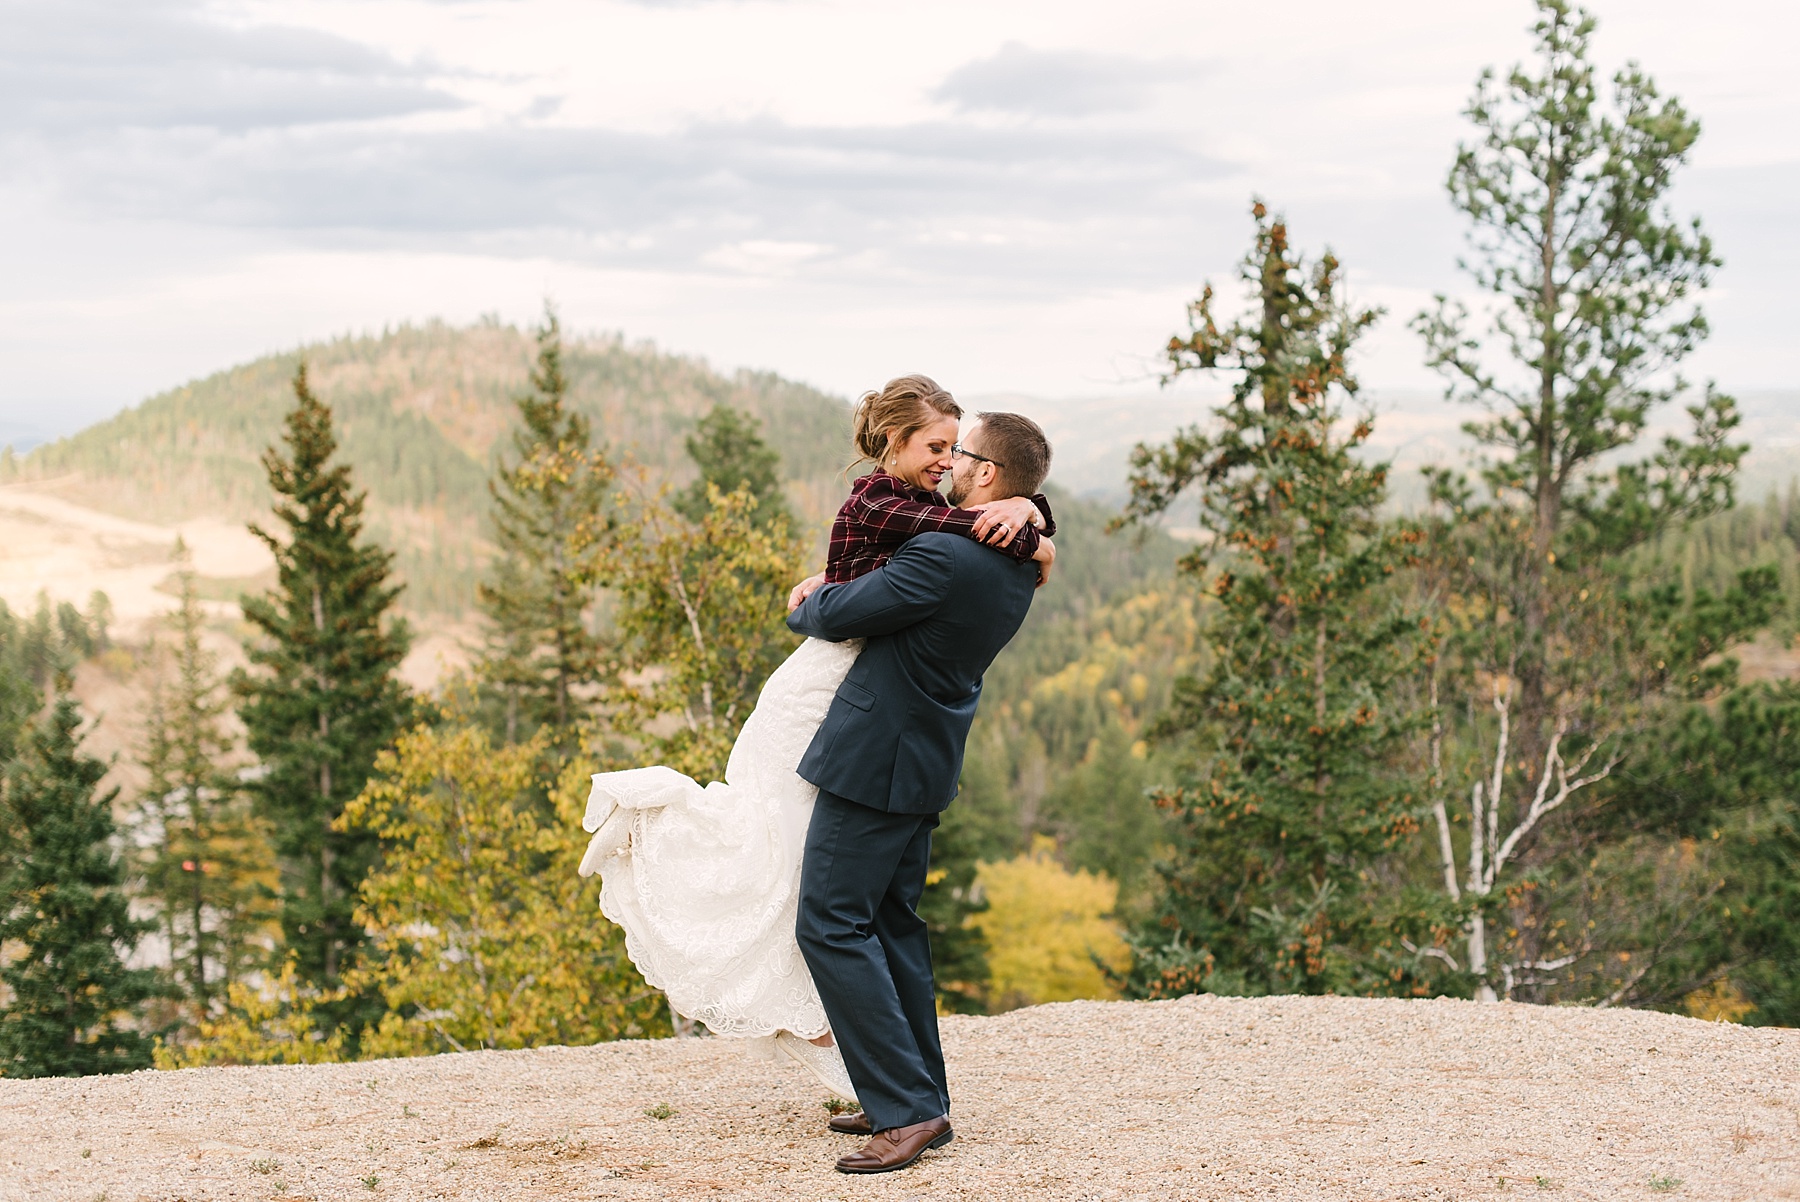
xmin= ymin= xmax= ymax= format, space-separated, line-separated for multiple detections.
xmin=578 ymin=374 xmax=1054 ymax=1100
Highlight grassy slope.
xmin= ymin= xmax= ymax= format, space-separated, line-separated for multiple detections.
xmin=3 ymin=321 xmax=852 ymax=614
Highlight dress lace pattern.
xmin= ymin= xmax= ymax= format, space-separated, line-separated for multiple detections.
xmin=579 ymin=636 xmax=862 ymax=1040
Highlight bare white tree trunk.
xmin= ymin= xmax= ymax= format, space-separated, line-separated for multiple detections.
xmin=1430 ymin=681 xmax=1618 ymax=1001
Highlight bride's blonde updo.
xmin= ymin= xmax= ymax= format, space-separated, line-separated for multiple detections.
xmin=850 ymin=374 xmax=963 ymax=470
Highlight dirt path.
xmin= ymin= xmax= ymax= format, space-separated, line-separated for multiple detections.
xmin=0 ymin=481 xmax=467 ymax=690
xmin=3 ymin=995 xmax=1795 ymax=1201
xmin=0 ymin=481 xmax=267 ymax=626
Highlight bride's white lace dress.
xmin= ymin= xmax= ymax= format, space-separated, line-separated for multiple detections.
xmin=578 ymin=635 xmax=861 ymax=1041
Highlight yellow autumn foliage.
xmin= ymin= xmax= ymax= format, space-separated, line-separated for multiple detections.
xmin=1683 ymin=976 xmax=1757 ymax=1024
xmin=606 ymin=482 xmax=807 ymax=783
xmin=336 ymin=724 xmax=667 ymax=1056
xmin=160 ymin=727 xmax=671 ymax=1066
xmin=969 ymin=836 xmax=1130 ymax=1010
xmin=153 ymin=957 xmax=349 ymax=1068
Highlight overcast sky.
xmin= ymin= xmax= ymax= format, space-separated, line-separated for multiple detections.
xmin=2 ymin=0 xmax=1796 ymax=445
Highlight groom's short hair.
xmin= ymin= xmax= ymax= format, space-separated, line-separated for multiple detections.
xmin=976 ymin=412 xmax=1052 ymax=497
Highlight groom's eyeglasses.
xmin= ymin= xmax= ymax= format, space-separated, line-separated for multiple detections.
xmin=951 ymin=443 xmax=1005 ymax=469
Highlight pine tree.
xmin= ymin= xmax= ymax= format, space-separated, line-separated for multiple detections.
xmin=1409 ymin=0 xmax=1756 ymax=1001
xmin=1114 ymin=203 xmax=1431 ymax=998
xmin=673 ymin=404 xmax=793 ymax=531
xmin=235 ymin=364 xmax=412 ymax=988
xmin=477 ymin=306 xmax=616 ymax=744
xmin=19 ymin=593 xmax=73 ymax=693
xmin=1618 ymin=682 xmax=1800 ymax=1026
xmin=0 ymin=600 xmax=38 ymax=767
xmin=85 ymin=591 xmax=113 ymax=653
xmin=0 ymin=602 xmax=35 ymax=899
xmin=55 ymin=599 xmax=95 ymax=660
xmin=1414 ymin=0 xmax=1738 ymax=576
xmin=138 ymin=543 xmax=279 ymax=1014
xmin=0 ymin=698 xmax=163 ymax=1077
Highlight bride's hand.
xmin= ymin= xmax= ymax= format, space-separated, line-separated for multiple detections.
xmin=968 ymin=495 xmax=1043 ymax=547
xmin=787 ymin=572 xmax=828 ymax=612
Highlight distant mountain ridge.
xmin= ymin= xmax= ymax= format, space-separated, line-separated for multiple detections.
xmin=979 ymin=387 xmax=1800 ymax=509
xmin=11 ymin=318 xmax=1786 ymax=615
xmin=2 ymin=320 xmax=856 ymax=614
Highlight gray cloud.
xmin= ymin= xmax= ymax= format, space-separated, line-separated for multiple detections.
xmin=0 ymin=0 xmax=463 ymax=134
xmin=0 ymin=4 xmax=1240 ymax=297
xmin=934 ymin=42 xmax=1203 ymax=118
xmin=23 ymin=113 xmax=1235 ymax=289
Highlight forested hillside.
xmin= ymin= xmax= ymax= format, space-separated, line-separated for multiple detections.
xmin=1636 ymin=484 xmax=1800 ymax=645
xmin=1 ymin=320 xmax=853 ymax=614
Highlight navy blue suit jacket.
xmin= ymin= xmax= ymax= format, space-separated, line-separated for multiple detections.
xmin=785 ymin=532 xmax=1038 ymax=814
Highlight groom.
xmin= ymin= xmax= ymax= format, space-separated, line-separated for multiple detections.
xmin=785 ymin=411 xmax=1054 ymax=1174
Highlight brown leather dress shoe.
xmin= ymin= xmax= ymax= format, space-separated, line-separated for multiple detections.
xmin=828 ymin=1110 xmax=872 ymax=1135
xmin=834 ymin=1116 xmax=953 ymax=1174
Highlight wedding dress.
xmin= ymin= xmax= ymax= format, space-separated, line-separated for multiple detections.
xmin=578 ymin=635 xmax=862 ymax=1049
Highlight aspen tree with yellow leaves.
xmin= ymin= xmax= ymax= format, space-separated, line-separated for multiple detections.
xmin=603 ymin=481 xmax=806 ymax=783
xmin=335 ymin=724 xmax=664 ymax=1055
xmin=969 ymin=837 xmax=1129 ymax=1010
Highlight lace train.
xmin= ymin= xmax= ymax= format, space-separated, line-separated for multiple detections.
xmin=580 ymin=636 xmax=862 ymax=1041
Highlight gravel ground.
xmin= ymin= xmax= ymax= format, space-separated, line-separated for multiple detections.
xmin=3 ymin=994 xmax=1796 ymax=1202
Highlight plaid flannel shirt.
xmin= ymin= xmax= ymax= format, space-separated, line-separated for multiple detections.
xmin=823 ymin=469 xmax=1056 ymax=584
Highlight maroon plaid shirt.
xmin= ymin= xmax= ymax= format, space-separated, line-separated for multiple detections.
xmin=823 ymin=469 xmax=1057 ymax=584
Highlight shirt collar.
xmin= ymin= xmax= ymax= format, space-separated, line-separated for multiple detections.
xmin=870 ymin=467 xmax=944 ymax=503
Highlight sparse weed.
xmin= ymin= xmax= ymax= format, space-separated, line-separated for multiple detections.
xmin=361 ymin=1173 xmax=380 ymax=1190
xmin=550 ymin=1131 xmax=590 ymax=1155
xmin=1649 ymin=1175 xmax=1683 ymax=1192
xmin=1535 ymin=1176 xmax=1556 ymax=1190
xmin=402 ymin=1104 xmax=418 ymax=1119
xmin=821 ymin=1096 xmax=854 ymax=1115
xmin=250 ymin=1159 xmax=280 ymax=1175
xmin=644 ymin=1102 xmax=676 ymax=1120
xmin=272 ymin=1180 xmax=287 ymax=1194
xmin=80 ymin=1149 xmax=91 ymax=1159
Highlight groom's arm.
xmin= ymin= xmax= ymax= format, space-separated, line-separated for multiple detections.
xmin=786 ymin=535 xmax=957 ymax=642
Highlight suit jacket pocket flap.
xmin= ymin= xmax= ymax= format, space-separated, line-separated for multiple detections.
xmin=838 ymin=680 xmax=877 ymax=711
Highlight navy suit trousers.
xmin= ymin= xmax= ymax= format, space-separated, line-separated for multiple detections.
xmin=795 ymin=789 xmax=947 ymax=1131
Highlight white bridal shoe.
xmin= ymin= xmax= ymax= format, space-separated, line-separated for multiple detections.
xmin=775 ymin=1031 xmax=858 ymax=1103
